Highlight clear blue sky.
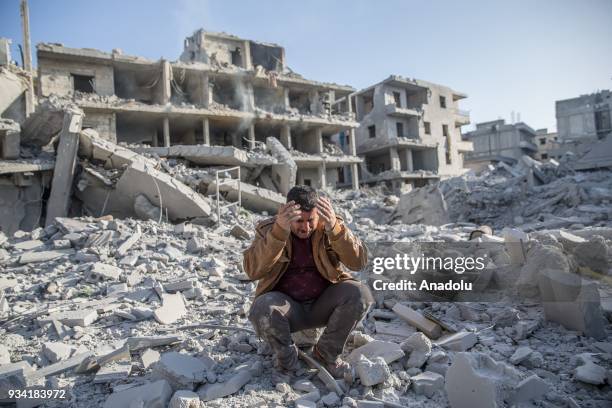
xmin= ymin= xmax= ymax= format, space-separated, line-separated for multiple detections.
xmin=2 ymin=0 xmax=611 ymax=131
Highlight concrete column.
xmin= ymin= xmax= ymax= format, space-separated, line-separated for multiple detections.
xmin=45 ymin=109 xmax=83 ymax=226
xmin=327 ymin=90 xmax=335 ymax=115
xmin=248 ymin=124 xmax=256 ymax=150
xmin=315 ymin=128 xmax=323 ymax=154
xmin=202 ymin=118 xmax=210 ymax=145
xmin=281 ymin=124 xmax=292 ymax=149
xmin=161 ymin=60 xmax=171 ymax=105
xmin=244 ymin=82 xmax=255 ymax=112
xmin=151 ymin=130 xmax=158 ymax=147
xmin=163 ymin=117 xmax=170 ymax=147
xmin=242 ymin=41 xmax=252 ymax=70
xmin=318 ymin=163 xmax=327 ymax=190
xmin=232 ymin=132 xmax=241 ymax=148
xmin=201 ymin=72 xmax=209 ymax=108
xmin=404 ymin=149 xmax=414 ymax=172
xmin=351 ymin=163 xmax=359 ymax=191
xmin=283 ymin=88 xmax=290 ymax=111
xmin=20 ymin=0 xmax=35 ymax=116
xmin=348 ymin=128 xmax=357 ymax=156
xmin=390 ymin=147 xmax=401 ymax=171
xmin=309 ymin=90 xmax=320 ymax=115
xmin=347 ymin=94 xmax=353 ymax=114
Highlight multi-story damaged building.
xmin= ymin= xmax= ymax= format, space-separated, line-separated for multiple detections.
xmin=462 ymin=119 xmax=538 ymax=171
xmin=556 ymin=90 xmax=612 ymax=142
xmin=350 ymin=76 xmax=473 ymax=191
xmin=35 ymin=29 xmax=362 ymax=195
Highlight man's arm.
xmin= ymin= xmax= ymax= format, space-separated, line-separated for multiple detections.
xmin=316 ymin=197 xmax=368 ymax=271
xmin=242 ymin=201 xmax=302 ymax=280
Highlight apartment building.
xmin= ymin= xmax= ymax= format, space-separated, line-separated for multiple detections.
xmin=36 ymin=29 xmax=362 ymax=192
xmin=556 ymin=90 xmax=612 ymax=142
xmin=350 ymin=75 xmax=473 ymax=191
xmin=462 ymin=119 xmax=538 ymax=171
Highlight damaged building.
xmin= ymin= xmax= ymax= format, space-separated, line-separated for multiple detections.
xmin=350 ymin=76 xmax=473 ymax=192
xmin=35 ymin=29 xmax=362 ymax=201
xmin=462 ymin=119 xmax=538 ymax=172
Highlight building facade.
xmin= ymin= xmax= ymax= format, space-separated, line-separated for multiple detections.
xmin=36 ymin=29 xmax=362 ymax=192
xmin=462 ymin=119 xmax=538 ymax=171
xmin=351 ymin=75 xmax=472 ymax=191
xmin=556 ymin=90 xmax=612 ymax=142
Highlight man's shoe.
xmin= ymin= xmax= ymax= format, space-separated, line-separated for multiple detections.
xmin=312 ymin=345 xmax=354 ymax=382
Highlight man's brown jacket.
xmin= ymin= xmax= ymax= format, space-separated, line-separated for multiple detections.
xmin=243 ymin=215 xmax=367 ymax=297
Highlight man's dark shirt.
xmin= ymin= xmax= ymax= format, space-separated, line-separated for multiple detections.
xmin=273 ymin=234 xmax=330 ymax=301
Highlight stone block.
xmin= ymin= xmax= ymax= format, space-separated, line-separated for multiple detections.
xmin=197 ymin=366 xmax=252 ymax=401
xmin=355 ymin=355 xmax=390 ymax=386
xmin=392 ymin=304 xmax=441 ymax=339
xmin=347 ymin=340 xmax=404 ymax=365
xmin=168 ymin=390 xmax=200 ymax=408
xmin=412 ymin=371 xmax=444 ymax=398
xmin=152 ymin=352 xmax=210 ymax=391
xmin=436 ymin=331 xmax=478 ymax=351
xmin=153 ymin=293 xmax=187 ymax=325
xmin=103 ymin=379 xmax=173 ymax=408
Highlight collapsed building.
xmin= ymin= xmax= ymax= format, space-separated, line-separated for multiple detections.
xmin=35 ymin=29 xmax=361 ymax=196
xmin=350 ymin=76 xmax=473 ymax=192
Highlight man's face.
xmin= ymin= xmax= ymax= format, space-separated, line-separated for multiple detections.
xmin=290 ymin=208 xmax=319 ymax=239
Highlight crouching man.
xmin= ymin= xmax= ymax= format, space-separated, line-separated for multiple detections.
xmin=243 ymin=185 xmax=373 ymax=378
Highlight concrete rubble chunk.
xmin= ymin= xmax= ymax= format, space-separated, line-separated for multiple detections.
xmin=445 ymin=352 xmax=521 ymax=408
xmin=355 ymin=355 xmax=390 ymax=386
xmin=94 ymin=360 xmax=132 ymax=383
xmin=511 ymin=374 xmax=550 ymax=404
xmin=230 ymin=224 xmax=251 ymax=240
xmin=126 ymin=336 xmax=181 ymax=351
xmin=509 ymin=346 xmax=533 ymax=365
xmin=197 ymin=365 xmax=253 ymax=401
xmin=537 ymin=268 xmax=606 ymax=340
xmin=574 ymin=361 xmax=607 ymax=385
xmin=116 ymin=225 xmax=142 ymax=257
xmin=39 ymin=309 xmax=99 ymax=327
xmin=153 ymin=293 xmax=187 ymax=325
xmin=391 ymin=185 xmax=450 ymax=226
xmin=401 ymin=332 xmax=432 ymax=368
xmin=293 ymin=379 xmax=318 ymax=393
xmin=392 ymin=303 xmax=442 ymax=339
xmin=168 ymin=390 xmax=200 ymax=408
xmin=103 ymin=379 xmax=173 ymax=408
xmin=436 ymin=330 xmax=478 ymax=351
xmin=42 ymin=342 xmax=75 ymax=363
xmin=87 ymin=262 xmax=122 ymax=282
xmin=18 ymin=249 xmax=75 ymax=264
xmin=295 ymin=400 xmax=317 ymax=408
xmin=412 ymin=371 xmax=445 ymax=398
xmin=152 ymin=352 xmax=211 ymax=391
xmin=347 ymin=340 xmax=405 ymax=364
xmin=321 ymin=391 xmax=340 ymax=406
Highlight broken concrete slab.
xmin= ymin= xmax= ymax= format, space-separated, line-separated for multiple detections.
xmin=39 ymin=309 xmax=99 ymax=327
xmin=141 ymin=349 xmax=160 ymax=370
xmin=125 ymin=335 xmax=181 ymax=351
xmin=574 ymin=361 xmax=607 ymax=385
xmin=42 ymin=342 xmax=74 ymax=363
xmin=153 ymin=293 xmax=187 ymax=325
xmin=511 ymin=374 xmax=550 ymax=404
xmin=87 ymin=262 xmax=122 ymax=282
xmin=392 ymin=303 xmax=441 ymax=339
xmin=445 ymin=352 xmax=521 ymax=408
xmin=115 ymin=224 xmax=142 ymax=257
xmin=18 ymin=249 xmax=75 ymax=264
xmin=93 ymin=360 xmax=132 ymax=383
xmin=391 ymin=185 xmax=450 ymax=226
xmin=152 ymin=352 xmax=211 ymax=391
xmin=411 ymin=371 xmax=444 ymax=398
xmin=347 ymin=340 xmax=405 ymax=365
xmin=103 ymin=379 xmax=173 ymax=408
xmin=509 ymin=346 xmax=533 ymax=365
xmin=197 ymin=365 xmax=253 ymax=401
xmin=168 ymin=390 xmax=200 ymax=408
xmin=355 ymin=355 xmax=390 ymax=386
xmin=537 ymin=268 xmax=606 ymax=340
xmin=401 ymin=332 xmax=432 ymax=368
xmin=45 ymin=107 xmax=83 ymax=226
xmin=436 ymin=331 xmax=478 ymax=352
xmin=207 ymin=178 xmax=285 ymax=215
xmin=21 ymin=98 xmax=73 ymax=147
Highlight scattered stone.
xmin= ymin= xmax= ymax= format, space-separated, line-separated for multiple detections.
xmin=574 ymin=361 xmax=607 ymax=385
xmin=153 ymin=293 xmax=187 ymax=325
xmin=293 ymin=379 xmax=318 ymax=393
xmin=392 ymin=303 xmax=442 ymax=339
xmin=197 ymin=365 xmax=253 ymax=401
xmin=509 ymin=346 xmax=533 ymax=365
xmin=42 ymin=342 xmax=75 ymax=363
xmin=94 ymin=361 xmax=132 ymax=383
xmin=355 ymin=355 xmax=390 ymax=386
xmin=87 ymin=262 xmax=122 ymax=282
xmin=168 ymin=390 xmax=200 ymax=408
xmin=436 ymin=331 xmax=478 ymax=351
xmin=230 ymin=224 xmax=251 ymax=240
xmin=153 ymin=351 xmax=211 ymax=391
xmin=401 ymin=332 xmax=432 ymax=368
xmin=511 ymin=374 xmax=550 ymax=404
xmin=141 ymin=349 xmax=161 ymax=369
xmin=39 ymin=309 xmax=99 ymax=327
xmin=103 ymin=379 xmax=173 ymax=408
xmin=321 ymin=391 xmax=340 ymax=406
xmin=412 ymin=371 xmax=445 ymax=398
xmin=347 ymin=340 xmax=405 ymax=365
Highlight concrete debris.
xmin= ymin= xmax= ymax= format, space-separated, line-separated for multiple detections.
xmin=103 ymin=379 xmax=173 ymax=408
xmin=401 ymin=332 xmax=432 ymax=368
xmin=574 ymin=360 xmax=607 ymax=385
xmin=347 ymin=340 xmax=405 ymax=365
xmin=436 ymin=331 xmax=478 ymax=352
xmin=411 ymin=371 xmax=445 ymax=398
xmin=511 ymin=374 xmax=550 ymax=404
xmin=391 ymin=185 xmax=450 ymax=226
xmin=168 ymin=390 xmax=200 ymax=408
xmin=197 ymin=364 xmax=253 ymax=401
xmin=152 ymin=351 xmax=211 ymax=391
xmin=393 ymin=303 xmax=442 ymax=339
xmin=355 ymin=355 xmax=390 ymax=386
xmin=153 ymin=293 xmax=187 ymax=324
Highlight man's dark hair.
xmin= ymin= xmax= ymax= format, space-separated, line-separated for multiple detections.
xmin=287 ymin=185 xmax=318 ymax=211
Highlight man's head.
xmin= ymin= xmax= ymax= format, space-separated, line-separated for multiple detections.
xmin=286 ymin=185 xmax=320 ymax=239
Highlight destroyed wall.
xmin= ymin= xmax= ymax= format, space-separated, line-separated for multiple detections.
xmin=0 ymin=171 xmax=50 ymax=234
xmin=0 ymin=67 xmax=28 ymax=123
xmin=82 ymin=111 xmax=116 ymax=142
xmin=38 ymin=56 xmax=114 ymax=97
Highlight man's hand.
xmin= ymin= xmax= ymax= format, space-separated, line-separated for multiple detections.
xmin=316 ymin=196 xmax=337 ymax=231
xmin=276 ymin=201 xmax=302 ymax=232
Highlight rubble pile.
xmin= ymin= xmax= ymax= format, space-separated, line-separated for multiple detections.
xmin=435 ymin=158 xmax=612 ymax=231
xmin=0 ymin=184 xmax=610 ymax=407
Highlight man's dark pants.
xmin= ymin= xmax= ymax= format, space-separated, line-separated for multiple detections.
xmin=248 ymin=280 xmax=374 ymax=368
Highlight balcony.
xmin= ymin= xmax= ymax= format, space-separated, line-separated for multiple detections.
xmin=519 ymin=140 xmax=538 ymax=152
xmin=385 ymin=103 xmax=421 ymax=118
xmin=452 ymin=108 xmax=470 ymax=127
